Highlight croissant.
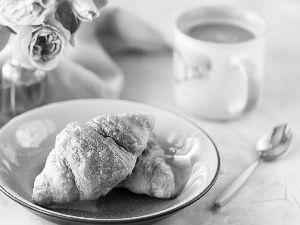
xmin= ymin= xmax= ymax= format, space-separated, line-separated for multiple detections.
xmin=32 ymin=112 xmax=155 ymax=206
xmin=120 ymin=132 xmax=176 ymax=199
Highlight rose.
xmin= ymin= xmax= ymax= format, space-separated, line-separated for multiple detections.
xmin=0 ymin=0 xmax=56 ymax=27
xmin=70 ymin=0 xmax=107 ymax=21
xmin=29 ymin=24 xmax=68 ymax=70
xmin=13 ymin=16 xmax=71 ymax=70
xmin=15 ymin=25 xmax=68 ymax=70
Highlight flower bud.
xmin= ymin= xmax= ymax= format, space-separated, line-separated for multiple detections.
xmin=71 ymin=0 xmax=103 ymax=21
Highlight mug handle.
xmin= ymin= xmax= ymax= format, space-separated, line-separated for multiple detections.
xmin=230 ymin=55 xmax=261 ymax=115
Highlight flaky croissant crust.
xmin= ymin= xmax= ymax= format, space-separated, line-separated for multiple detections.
xmin=32 ymin=112 xmax=155 ymax=206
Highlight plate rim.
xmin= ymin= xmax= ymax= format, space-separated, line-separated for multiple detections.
xmin=0 ymin=98 xmax=220 ymax=224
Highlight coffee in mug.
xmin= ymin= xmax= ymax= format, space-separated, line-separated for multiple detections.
xmin=189 ymin=23 xmax=255 ymax=43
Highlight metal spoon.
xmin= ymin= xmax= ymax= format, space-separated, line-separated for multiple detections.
xmin=215 ymin=123 xmax=293 ymax=207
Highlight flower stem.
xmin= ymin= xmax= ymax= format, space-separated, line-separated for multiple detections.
xmin=10 ymin=81 xmax=16 ymax=117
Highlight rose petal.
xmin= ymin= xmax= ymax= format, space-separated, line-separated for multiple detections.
xmin=0 ymin=0 xmax=57 ymax=26
xmin=12 ymin=25 xmax=34 ymax=68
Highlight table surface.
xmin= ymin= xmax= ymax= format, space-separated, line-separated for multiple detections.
xmin=1 ymin=0 xmax=300 ymax=224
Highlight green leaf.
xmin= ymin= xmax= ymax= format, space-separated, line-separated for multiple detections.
xmin=55 ymin=1 xmax=81 ymax=34
xmin=0 ymin=25 xmax=13 ymax=52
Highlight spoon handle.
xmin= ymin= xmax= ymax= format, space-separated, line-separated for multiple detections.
xmin=215 ymin=159 xmax=260 ymax=207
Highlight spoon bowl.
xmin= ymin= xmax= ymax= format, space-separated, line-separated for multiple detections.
xmin=256 ymin=123 xmax=292 ymax=161
xmin=215 ymin=123 xmax=293 ymax=207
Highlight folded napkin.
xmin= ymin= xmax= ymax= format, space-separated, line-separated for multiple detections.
xmin=47 ymin=5 xmax=170 ymax=102
xmin=0 ymin=4 xmax=170 ymax=125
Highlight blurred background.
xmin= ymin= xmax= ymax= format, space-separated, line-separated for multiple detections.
xmin=109 ymin=0 xmax=300 ymax=118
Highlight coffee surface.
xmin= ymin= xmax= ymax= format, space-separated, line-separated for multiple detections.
xmin=189 ymin=23 xmax=255 ymax=43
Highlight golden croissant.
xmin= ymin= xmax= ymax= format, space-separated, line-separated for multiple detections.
xmin=120 ymin=132 xmax=176 ymax=199
xmin=32 ymin=112 xmax=155 ymax=206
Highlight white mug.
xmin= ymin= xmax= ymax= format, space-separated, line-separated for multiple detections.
xmin=173 ymin=6 xmax=267 ymax=120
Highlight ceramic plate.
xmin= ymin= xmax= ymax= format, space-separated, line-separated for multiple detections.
xmin=0 ymin=99 xmax=220 ymax=224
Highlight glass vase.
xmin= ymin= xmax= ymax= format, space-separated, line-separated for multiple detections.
xmin=0 ymin=60 xmax=47 ymax=126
